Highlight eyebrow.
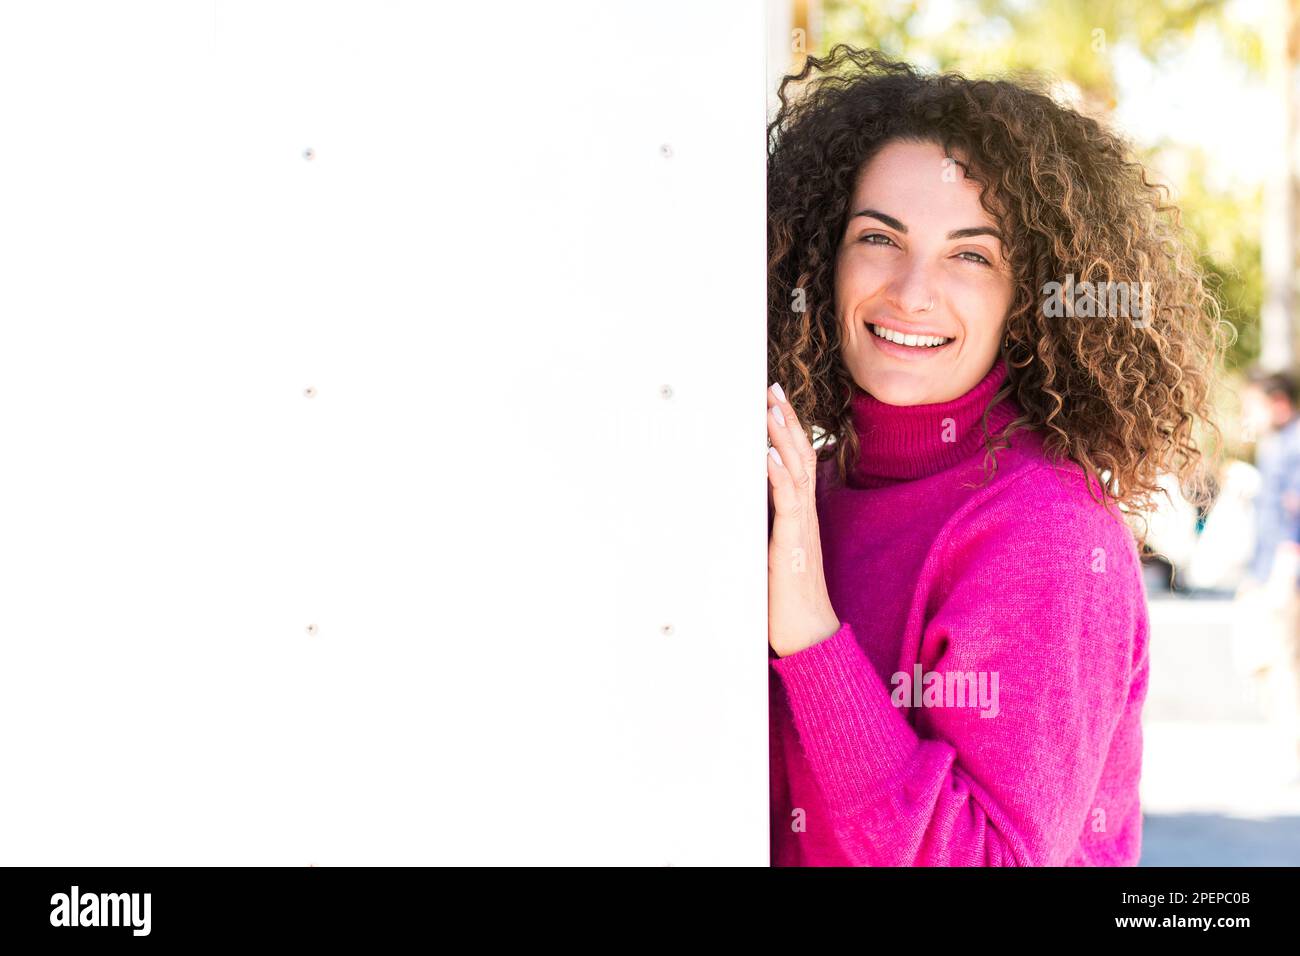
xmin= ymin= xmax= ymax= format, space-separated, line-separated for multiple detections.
xmin=850 ymin=208 xmax=1003 ymax=243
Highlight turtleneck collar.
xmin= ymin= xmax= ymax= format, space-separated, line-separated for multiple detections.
xmin=845 ymin=360 xmax=1020 ymax=489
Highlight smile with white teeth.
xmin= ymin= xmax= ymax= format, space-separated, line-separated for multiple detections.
xmin=870 ymin=324 xmax=954 ymax=348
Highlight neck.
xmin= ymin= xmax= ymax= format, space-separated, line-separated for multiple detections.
xmin=844 ymin=362 xmax=1020 ymax=488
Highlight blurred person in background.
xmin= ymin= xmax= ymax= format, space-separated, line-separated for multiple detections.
xmin=1233 ymin=369 xmax=1300 ymax=774
xmin=1240 ymin=370 xmax=1300 ymax=588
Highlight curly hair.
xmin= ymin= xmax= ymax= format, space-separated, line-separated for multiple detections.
xmin=768 ymin=45 xmax=1229 ymax=544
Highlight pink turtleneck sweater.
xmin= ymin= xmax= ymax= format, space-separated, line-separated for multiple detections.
xmin=769 ymin=360 xmax=1149 ymax=866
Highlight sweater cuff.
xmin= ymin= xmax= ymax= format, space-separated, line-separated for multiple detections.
xmin=770 ymin=621 xmax=920 ymax=817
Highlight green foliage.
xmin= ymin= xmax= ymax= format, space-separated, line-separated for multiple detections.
xmin=1166 ymin=147 xmax=1262 ymax=372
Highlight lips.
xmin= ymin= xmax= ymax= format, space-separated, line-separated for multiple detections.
xmin=868 ymin=322 xmax=954 ymax=349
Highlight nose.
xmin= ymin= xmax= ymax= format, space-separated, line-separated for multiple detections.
xmin=885 ymin=258 xmax=937 ymax=314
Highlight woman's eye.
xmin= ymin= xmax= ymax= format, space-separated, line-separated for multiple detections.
xmin=859 ymin=233 xmax=895 ymax=247
xmin=956 ymin=250 xmax=991 ymax=265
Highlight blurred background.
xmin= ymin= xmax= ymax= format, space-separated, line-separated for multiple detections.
xmin=767 ymin=0 xmax=1300 ymax=865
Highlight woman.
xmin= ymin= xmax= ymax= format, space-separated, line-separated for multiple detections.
xmin=765 ymin=46 xmax=1226 ymax=866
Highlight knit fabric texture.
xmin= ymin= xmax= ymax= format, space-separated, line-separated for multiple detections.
xmin=769 ymin=360 xmax=1149 ymax=866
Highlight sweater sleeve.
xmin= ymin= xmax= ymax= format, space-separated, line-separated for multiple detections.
xmin=770 ymin=484 xmax=1145 ymax=866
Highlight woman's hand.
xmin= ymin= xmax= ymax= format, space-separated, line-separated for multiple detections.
xmin=767 ymin=382 xmax=842 ymax=658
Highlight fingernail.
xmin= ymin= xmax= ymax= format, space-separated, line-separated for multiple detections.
xmin=769 ymin=446 xmax=783 ymax=467
xmin=770 ymin=382 xmax=786 ymax=403
xmin=771 ymin=405 xmax=786 ymax=426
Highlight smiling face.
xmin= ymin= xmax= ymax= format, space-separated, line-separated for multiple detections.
xmin=835 ymin=138 xmax=1015 ymax=406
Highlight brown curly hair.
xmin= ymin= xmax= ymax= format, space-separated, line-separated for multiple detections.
xmin=768 ymin=45 xmax=1229 ymax=543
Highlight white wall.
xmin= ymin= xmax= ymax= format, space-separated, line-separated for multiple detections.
xmin=0 ymin=0 xmax=768 ymax=865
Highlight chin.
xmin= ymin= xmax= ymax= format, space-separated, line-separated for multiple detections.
xmin=859 ymin=368 xmax=942 ymax=407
